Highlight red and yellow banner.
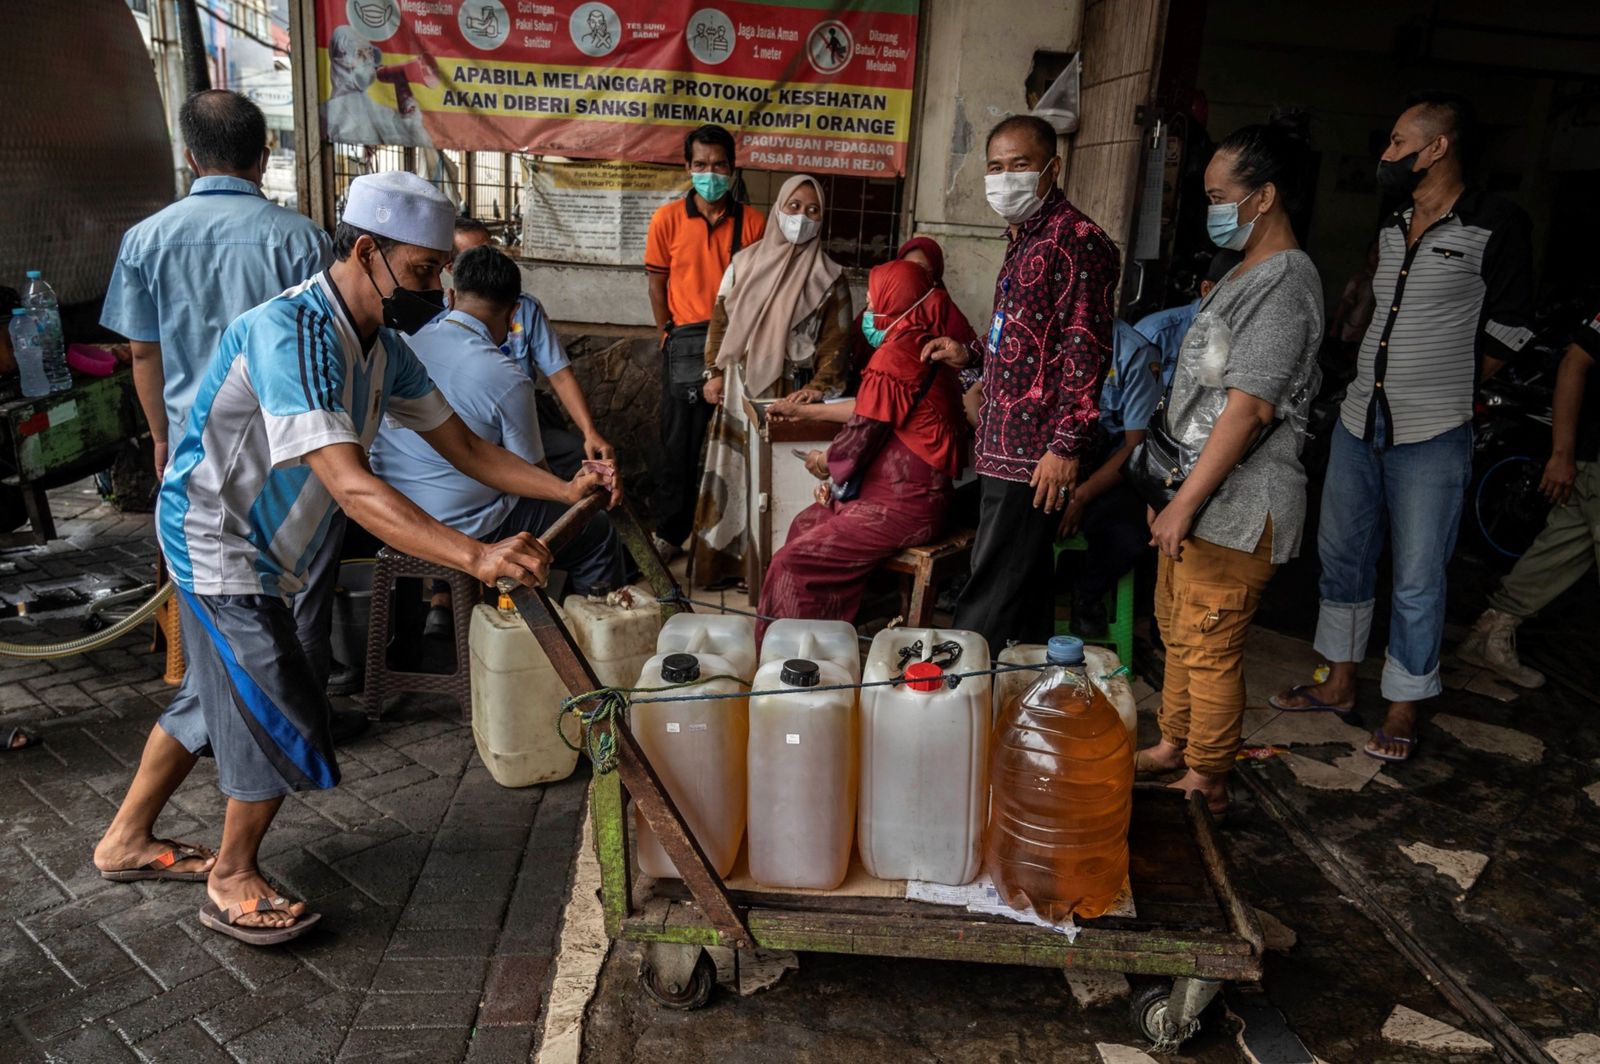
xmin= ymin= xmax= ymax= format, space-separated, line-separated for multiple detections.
xmin=315 ymin=0 xmax=918 ymax=175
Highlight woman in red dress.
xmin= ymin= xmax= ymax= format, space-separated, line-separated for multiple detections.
xmin=756 ymin=259 xmax=968 ymax=641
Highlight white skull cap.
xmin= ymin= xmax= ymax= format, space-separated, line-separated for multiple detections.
xmin=342 ymin=172 xmax=454 ymax=252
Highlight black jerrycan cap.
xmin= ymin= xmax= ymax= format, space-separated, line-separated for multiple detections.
xmin=780 ymin=658 xmax=820 ymax=688
xmin=661 ymin=653 xmax=701 ymax=683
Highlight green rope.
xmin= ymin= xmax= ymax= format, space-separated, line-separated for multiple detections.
xmin=557 ymin=674 xmax=754 ymax=774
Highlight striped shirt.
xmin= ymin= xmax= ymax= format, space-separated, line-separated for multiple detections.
xmin=1341 ymin=189 xmax=1534 ymax=445
xmin=157 ymin=273 xmax=452 ymax=597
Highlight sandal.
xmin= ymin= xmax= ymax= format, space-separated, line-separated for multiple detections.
xmin=1268 ymin=684 xmax=1357 ymax=720
xmin=4 ymin=727 xmax=39 ymax=752
xmin=1363 ymin=730 xmax=1418 ymax=764
xmin=198 ymin=896 xmax=321 ymax=946
xmin=100 ymin=841 xmax=216 ymax=882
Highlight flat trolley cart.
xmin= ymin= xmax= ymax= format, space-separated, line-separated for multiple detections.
xmin=513 ymin=497 xmax=1265 ymax=1052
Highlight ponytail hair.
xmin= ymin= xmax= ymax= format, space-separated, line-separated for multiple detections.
xmin=1215 ymin=109 xmax=1315 ymax=213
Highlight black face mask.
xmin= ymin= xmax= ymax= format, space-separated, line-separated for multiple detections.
xmin=369 ymin=247 xmax=445 ymax=335
xmin=1375 ymin=149 xmax=1427 ymax=198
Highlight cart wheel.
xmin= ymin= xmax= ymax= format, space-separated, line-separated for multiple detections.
xmin=640 ymin=949 xmax=715 ymax=1010
xmin=1130 ymin=980 xmax=1176 ymax=1044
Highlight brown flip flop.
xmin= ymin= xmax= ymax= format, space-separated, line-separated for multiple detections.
xmin=198 ymin=896 xmax=321 ymax=946
xmin=100 ymin=841 xmax=215 ymax=882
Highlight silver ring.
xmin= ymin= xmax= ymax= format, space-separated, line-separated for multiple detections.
xmin=1058 ymin=486 xmax=1068 ymax=496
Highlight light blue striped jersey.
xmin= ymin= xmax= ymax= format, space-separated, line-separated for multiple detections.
xmin=157 ymin=272 xmax=452 ymax=597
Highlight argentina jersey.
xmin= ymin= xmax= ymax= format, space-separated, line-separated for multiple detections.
xmin=158 ymin=272 xmax=453 ymax=597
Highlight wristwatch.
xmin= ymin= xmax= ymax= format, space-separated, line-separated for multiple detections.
xmin=702 ymin=368 xmax=722 ymax=380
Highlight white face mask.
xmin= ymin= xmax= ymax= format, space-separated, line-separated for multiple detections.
xmin=778 ymin=210 xmax=821 ymax=245
xmin=984 ymin=167 xmax=1053 ymax=225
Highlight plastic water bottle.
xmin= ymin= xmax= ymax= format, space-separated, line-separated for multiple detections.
xmin=23 ymin=270 xmax=71 ymax=392
xmin=985 ymin=635 xmax=1133 ymax=922
xmin=9 ymin=308 xmax=51 ymax=397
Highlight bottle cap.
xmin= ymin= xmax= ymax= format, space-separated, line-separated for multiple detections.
xmin=25 ymin=270 xmax=40 ymax=279
xmin=661 ymin=653 xmax=700 ymax=683
xmin=904 ymin=661 xmax=944 ymax=692
xmin=780 ymin=659 xmax=819 ymax=688
xmin=1046 ymin=635 xmax=1085 ymax=665
xmin=10 ymin=308 xmax=24 ymax=316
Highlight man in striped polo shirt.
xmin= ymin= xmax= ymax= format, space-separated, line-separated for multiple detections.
xmin=1272 ymin=92 xmax=1534 ymax=763
xmin=91 ymin=173 xmax=580 ymax=945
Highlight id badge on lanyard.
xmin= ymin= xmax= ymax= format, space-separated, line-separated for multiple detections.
xmin=987 ymin=277 xmax=1009 ymax=354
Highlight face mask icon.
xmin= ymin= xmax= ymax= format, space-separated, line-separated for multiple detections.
xmin=353 ymin=1 xmax=397 ymax=30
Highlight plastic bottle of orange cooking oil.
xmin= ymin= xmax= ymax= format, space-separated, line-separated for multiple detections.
xmin=986 ymin=635 xmax=1133 ymax=922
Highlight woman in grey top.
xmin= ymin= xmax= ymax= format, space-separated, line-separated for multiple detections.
xmin=1135 ymin=116 xmax=1324 ymax=817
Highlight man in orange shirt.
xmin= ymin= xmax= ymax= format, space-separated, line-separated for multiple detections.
xmin=645 ymin=125 xmax=766 ymax=558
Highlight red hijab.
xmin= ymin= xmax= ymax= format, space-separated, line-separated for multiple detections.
xmin=849 ymin=238 xmax=975 ymax=373
xmin=854 ymin=260 xmax=965 ymax=478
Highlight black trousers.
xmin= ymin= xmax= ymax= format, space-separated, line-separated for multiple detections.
xmin=954 ymin=475 xmax=1060 ymax=649
xmin=540 ymin=423 xmax=585 ymax=480
xmin=653 ymin=344 xmax=714 ymax=547
xmin=1075 ymin=482 xmax=1149 ymax=601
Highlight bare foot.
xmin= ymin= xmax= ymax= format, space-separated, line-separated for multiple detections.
xmin=1364 ymin=702 xmax=1418 ymax=761
xmin=1135 ymin=739 xmax=1186 ymax=774
xmin=1167 ymin=769 xmax=1228 ymax=817
xmin=207 ymin=867 xmax=306 ymax=930
xmin=93 ymin=830 xmax=215 ymax=876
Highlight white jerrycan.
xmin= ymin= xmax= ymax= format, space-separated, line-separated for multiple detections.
xmin=469 ymin=601 xmax=578 ymax=788
xmin=561 ymin=585 xmax=662 ymax=690
xmin=994 ymin=643 xmax=1138 ymax=741
xmin=759 ymin=618 xmax=862 ymax=682
xmin=630 ymin=650 xmax=749 ymax=879
xmin=857 ymin=627 xmax=990 ymax=885
xmin=657 ymin=612 xmax=757 ymax=682
xmin=746 ymin=656 xmax=857 ymax=890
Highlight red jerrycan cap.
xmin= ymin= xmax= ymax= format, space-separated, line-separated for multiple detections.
xmin=904 ymin=661 xmax=944 ymax=692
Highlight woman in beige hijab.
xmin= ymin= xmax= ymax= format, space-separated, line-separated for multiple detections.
xmin=691 ymin=174 xmax=853 ymax=589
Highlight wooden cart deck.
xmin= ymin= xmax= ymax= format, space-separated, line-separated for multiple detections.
xmin=626 ymin=786 xmax=1263 ymax=982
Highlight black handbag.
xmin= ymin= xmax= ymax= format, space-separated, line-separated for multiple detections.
xmin=663 ymin=321 xmax=712 ymax=389
xmin=1123 ymin=392 xmax=1281 ymax=517
xmin=662 ymin=202 xmax=746 ymax=392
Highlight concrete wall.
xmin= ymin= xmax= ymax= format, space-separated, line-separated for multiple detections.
xmin=521 ymin=0 xmax=1093 ymax=332
xmin=902 ymin=0 xmax=1084 ymax=328
xmin=1195 ymin=0 xmax=1596 ymax=309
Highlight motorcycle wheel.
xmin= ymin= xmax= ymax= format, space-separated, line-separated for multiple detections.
xmin=1472 ymin=454 xmax=1550 ymax=562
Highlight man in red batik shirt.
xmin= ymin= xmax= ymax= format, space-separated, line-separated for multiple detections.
xmin=924 ymin=115 xmax=1119 ymax=648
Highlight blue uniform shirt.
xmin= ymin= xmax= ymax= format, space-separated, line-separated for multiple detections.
xmin=370 ymin=310 xmax=545 ymax=540
xmin=101 ymin=175 xmax=332 ymax=436
xmin=1132 ymin=300 xmax=1200 ymax=393
xmin=158 ymin=273 xmax=451 ymax=597
xmin=1100 ymin=320 xmax=1166 ymax=444
xmin=503 ymin=293 xmax=570 ymax=380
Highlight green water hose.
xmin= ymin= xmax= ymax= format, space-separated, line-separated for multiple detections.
xmin=0 ymin=583 xmax=173 ymax=660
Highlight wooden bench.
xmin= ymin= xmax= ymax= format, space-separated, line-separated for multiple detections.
xmin=881 ymin=528 xmax=976 ymax=629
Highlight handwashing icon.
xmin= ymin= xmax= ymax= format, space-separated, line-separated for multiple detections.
xmin=464 ymin=5 xmax=501 ymax=39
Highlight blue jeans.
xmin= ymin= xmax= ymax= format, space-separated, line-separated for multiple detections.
xmin=1312 ymin=413 xmax=1472 ymax=701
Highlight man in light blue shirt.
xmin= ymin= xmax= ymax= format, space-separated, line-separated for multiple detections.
xmin=452 ymin=218 xmax=612 ymax=478
xmin=372 ymin=246 xmax=626 ymax=594
xmin=101 ymin=90 xmax=332 ymax=472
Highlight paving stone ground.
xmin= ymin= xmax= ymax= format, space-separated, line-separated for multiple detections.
xmin=0 ymin=484 xmax=583 ymax=1063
